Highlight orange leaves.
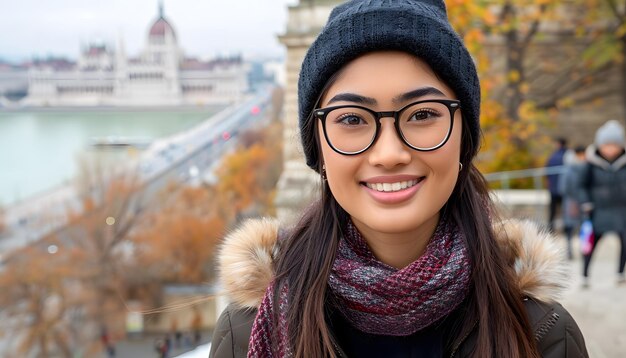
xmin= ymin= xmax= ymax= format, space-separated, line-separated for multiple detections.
xmin=217 ymin=144 xmax=270 ymax=214
xmin=0 ymin=93 xmax=286 ymax=356
xmin=132 ymin=122 xmax=284 ymax=284
xmin=447 ymin=1 xmax=583 ymax=181
xmin=216 ymin=122 xmax=283 ymax=217
xmin=134 ymin=187 xmax=225 ymax=284
xmin=0 ymin=241 xmax=81 ymax=356
xmin=507 ymin=69 xmax=521 ymax=83
xmin=463 ymin=29 xmax=486 ymax=55
xmin=448 ymin=0 xmax=497 ymax=34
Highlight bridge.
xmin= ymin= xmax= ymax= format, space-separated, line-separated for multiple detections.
xmin=0 ymin=85 xmax=276 ymax=261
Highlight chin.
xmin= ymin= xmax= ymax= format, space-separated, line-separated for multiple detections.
xmin=360 ymin=212 xmax=437 ymax=235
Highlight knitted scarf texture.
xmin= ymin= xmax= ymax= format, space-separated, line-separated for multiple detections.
xmin=247 ymin=218 xmax=471 ymax=357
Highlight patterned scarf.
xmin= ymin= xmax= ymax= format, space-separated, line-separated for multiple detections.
xmin=248 ymin=218 xmax=471 ymax=357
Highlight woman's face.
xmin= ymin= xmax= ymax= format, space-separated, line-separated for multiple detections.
xmin=318 ymin=51 xmax=462 ymax=240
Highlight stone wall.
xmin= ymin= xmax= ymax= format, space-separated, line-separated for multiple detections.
xmin=274 ymin=1 xmax=341 ymax=224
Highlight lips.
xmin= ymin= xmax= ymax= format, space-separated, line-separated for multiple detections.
xmin=360 ymin=175 xmax=426 ymax=204
xmin=364 ymin=178 xmax=423 ymax=192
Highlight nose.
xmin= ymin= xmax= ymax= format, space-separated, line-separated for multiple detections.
xmin=368 ymin=117 xmax=412 ymax=168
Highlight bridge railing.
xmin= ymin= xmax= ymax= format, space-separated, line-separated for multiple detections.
xmin=481 ymin=165 xmax=568 ymax=223
xmin=483 ymin=165 xmax=565 ymax=189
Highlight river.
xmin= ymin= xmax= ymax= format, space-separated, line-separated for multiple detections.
xmin=0 ymin=108 xmax=221 ymax=206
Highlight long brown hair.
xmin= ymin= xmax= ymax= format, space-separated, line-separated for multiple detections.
xmin=273 ymin=67 xmax=540 ymax=358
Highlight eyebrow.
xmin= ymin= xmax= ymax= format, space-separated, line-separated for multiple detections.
xmin=327 ymin=93 xmax=377 ymax=106
xmin=393 ymin=87 xmax=446 ymax=103
xmin=326 ymin=86 xmax=446 ymax=106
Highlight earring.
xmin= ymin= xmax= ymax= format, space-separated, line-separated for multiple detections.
xmin=459 ymin=162 xmax=463 ymax=172
xmin=322 ymin=164 xmax=327 ymax=181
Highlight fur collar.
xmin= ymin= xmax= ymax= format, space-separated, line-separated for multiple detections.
xmin=218 ymin=218 xmax=568 ymax=309
xmin=586 ymin=144 xmax=626 ymax=170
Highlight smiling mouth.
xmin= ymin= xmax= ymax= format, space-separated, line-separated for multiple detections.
xmin=363 ymin=177 xmax=425 ymax=192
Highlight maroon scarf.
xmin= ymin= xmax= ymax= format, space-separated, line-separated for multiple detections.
xmin=248 ymin=218 xmax=471 ymax=357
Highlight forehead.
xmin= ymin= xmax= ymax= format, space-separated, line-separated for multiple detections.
xmin=321 ymin=51 xmax=455 ymax=106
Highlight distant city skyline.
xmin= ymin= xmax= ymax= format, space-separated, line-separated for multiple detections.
xmin=0 ymin=0 xmax=297 ymax=62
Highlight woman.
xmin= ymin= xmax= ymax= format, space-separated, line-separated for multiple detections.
xmin=579 ymin=119 xmax=626 ymax=287
xmin=210 ymin=0 xmax=587 ymax=357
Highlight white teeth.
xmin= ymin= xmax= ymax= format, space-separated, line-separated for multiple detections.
xmin=366 ymin=179 xmax=421 ymax=192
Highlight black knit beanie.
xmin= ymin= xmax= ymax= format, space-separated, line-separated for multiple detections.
xmin=298 ymin=0 xmax=481 ymax=171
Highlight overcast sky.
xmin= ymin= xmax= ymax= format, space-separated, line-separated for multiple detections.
xmin=0 ymin=0 xmax=298 ymax=62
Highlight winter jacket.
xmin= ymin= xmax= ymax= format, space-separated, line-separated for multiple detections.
xmin=559 ymin=161 xmax=585 ymax=229
xmin=546 ymin=148 xmax=567 ymax=195
xmin=579 ymin=146 xmax=626 ymax=234
xmin=209 ymin=219 xmax=588 ymax=358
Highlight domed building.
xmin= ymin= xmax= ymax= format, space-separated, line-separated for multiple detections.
xmin=25 ymin=3 xmax=248 ymax=107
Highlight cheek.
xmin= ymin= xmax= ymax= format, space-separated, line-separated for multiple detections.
xmin=429 ymin=119 xmax=462 ymax=180
xmin=318 ymin=134 xmax=361 ymax=201
xmin=323 ymin=151 xmax=357 ymax=186
xmin=319 ymin=128 xmax=349 ymax=181
xmin=439 ymin=117 xmax=462 ymax=158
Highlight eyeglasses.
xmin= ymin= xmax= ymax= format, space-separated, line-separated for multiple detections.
xmin=314 ymin=99 xmax=460 ymax=155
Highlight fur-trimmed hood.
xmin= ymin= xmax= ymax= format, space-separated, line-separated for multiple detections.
xmin=218 ymin=218 xmax=568 ymax=309
xmin=586 ymin=144 xmax=626 ymax=170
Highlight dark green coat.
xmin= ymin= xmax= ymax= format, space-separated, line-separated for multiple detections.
xmin=209 ymin=297 xmax=587 ymax=357
xmin=209 ymin=219 xmax=588 ymax=357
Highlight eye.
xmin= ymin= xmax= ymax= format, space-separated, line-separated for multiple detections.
xmin=335 ymin=113 xmax=367 ymax=126
xmin=408 ymin=109 xmax=440 ymax=122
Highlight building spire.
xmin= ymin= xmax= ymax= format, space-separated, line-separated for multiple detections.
xmin=159 ymin=0 xmax=164 ymax=18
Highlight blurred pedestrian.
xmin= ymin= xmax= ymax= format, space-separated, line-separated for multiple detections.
xmin=558 ymin=145 xmax=587 ymax=260
xmin=579 ymin=120 xmax=626 ymax=287
xmin=155 ymin=334 xmax=171 ymax=358
xmin=210 ymin=1 xmax=587 ymax=357
xmin=100 ymin=326 xmax=116 ymax=358
xmin=545 ymin=137 xmax=568 ymax=232
xmin=190 ymin=309 xmax=202 ymax=347
xmin=170 ymin=317 xmax=182 ymax=349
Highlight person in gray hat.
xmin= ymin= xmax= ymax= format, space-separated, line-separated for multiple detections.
xmin=210 ymin=1 xmax=587 ymax=357
xmin=579 ymin=119 xmax=626 ymax=287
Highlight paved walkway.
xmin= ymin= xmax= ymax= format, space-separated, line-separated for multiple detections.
xmin=102 ymin=331 xmax=211 ymax=358
xmin=558 ymin=232 xmax=626 ymax=358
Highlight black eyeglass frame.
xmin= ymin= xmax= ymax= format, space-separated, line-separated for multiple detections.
xmin=314 ymin=99 xmax=461 ymax=155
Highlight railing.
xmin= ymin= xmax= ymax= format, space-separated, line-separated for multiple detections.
xmin=483 ymin=165 xmax=565 ymax=189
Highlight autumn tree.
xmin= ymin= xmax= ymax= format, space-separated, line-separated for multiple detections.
xmin=446 ymin=1 xmax=623 ymax=186
xmin=216 ymin=120 xmax=283 ymax=221
xmin=67 ymin=158 xmax=147 ymax=348
xmin=575 ymin=0 xmax=626 ymax=122
xmin=0 ymin=88 xmax=286 ymax=356
xmin=132 ymin=185 xmax=226 ymax=284
xmin=0 ymin=152 xmax=150 ymax=356
xmin=0 ymin=243 xmax=83 ymax=357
